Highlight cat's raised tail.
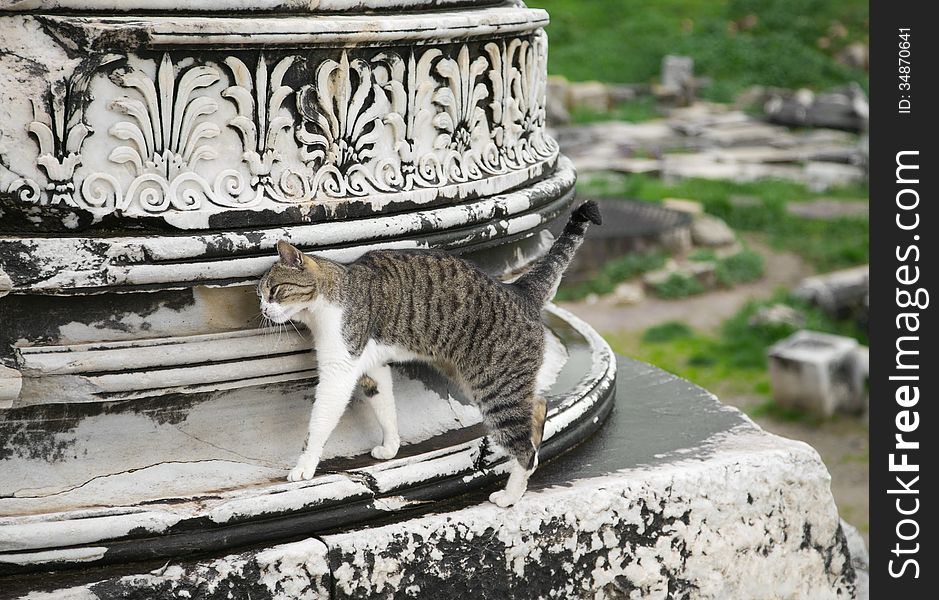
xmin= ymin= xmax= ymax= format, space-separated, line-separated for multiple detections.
xmin=513 ymin=200 xmax=602 ymax=306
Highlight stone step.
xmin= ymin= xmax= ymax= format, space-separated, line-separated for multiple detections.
xmin=0 ymin=307 xmax=616 ymax=577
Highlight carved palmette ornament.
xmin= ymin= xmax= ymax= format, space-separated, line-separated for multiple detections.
xmin=7 ymin=34 xmax=558 ymax=219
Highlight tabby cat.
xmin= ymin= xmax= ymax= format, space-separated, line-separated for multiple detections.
xmin=258 ymin=201 xmax=601 ymax=507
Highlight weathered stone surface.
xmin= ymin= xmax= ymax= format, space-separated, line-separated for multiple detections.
xmin=662 ymin=197 xmax=703 ymax=215
xmin=803 ymin=161 xmax=867 ymax=192
xmin=764 ymin=84 xmax=869 ymax=132
xmin=556 ymin=102 xmax=865 ymax=192
xmin=612 ymin=281 xmax=644 ymax=306
xmin=316 ymin=360 xmax=861 ymax=599
xmin=546 ymin=75 xmax=571 ymax=126
xmin=658 ymin=224 xmax=693 ymax=254
xmin=0 ymin=365 xmax=21 ymax=409
xmin=560 ymin=199 xmax=692 ymax=282
xmin=794 ymin=265 xmax=869 ymax=314
xmin=567 ymin=81 xmax=611 ymax=112
xmin=691 ymin=214 xmax=736 ymax=247
xmin=768 ymin=330 xmax=867 ymax=416
xmin=841 ymin=520 xmax=870 ymax=598
xmin=4 ymin=358 xmax=864 ymax=599
xmin=749 ymin=303 xmax=805 ymax=328
xmin=0 ymin=4 xmax=558 ymax=233
xmin=643 ymin=260 xmax=716 ymax=291
xmin=658 ymin=55 xmax=695 ymax=105
xmin=0 ymin=306 xmax=614 ymax=576
xmin=787 ymin=199 xmax=868 ymax=220
xmin=15 ymin=539 xmax=332 ymax=600
xmin=608 ymin=83 xmax=647 ymax=104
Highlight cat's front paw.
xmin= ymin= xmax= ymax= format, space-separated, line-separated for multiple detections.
xmin=288 ymin=455 xmax=319 ymax=482
xmin=370 ymin=440 xmax=400 ymax=460
xmin=489 ymin=489 xmax=522 ymax=508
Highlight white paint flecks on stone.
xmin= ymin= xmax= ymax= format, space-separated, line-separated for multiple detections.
xmin=0 ymin=305 xmax=614 ymax=561
xmin=0 ymin=364 xmax=22 ymax=408
xmin=3 ymin=348 xmax=861 ymax=599
xmin=1 ymin=158 xmax=576 ymax=294
xmin=5 ymin=0 xmax=493 ymax=11
xmin=321 ymin=426 xmax=857 ymax=599
xmin=0 ymin=6 xmax=556 ymax=231
xmin=0 ymin=267 xmax=12 ymax=297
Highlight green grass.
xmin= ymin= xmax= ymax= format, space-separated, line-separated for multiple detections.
xmin=607 ymin=291 xmax=868 ymax=402
xmin=528 ymin=0 xmax=868 ymax=101
xmin=642 ymin=321 xmax=694 ymax=343
xmin=570 ymin=97 xmax=661 ymax=124
xmin=748 ymin=398 xmax=827 ymax=425
xmin=650 ymin=272 xmax=706 ymax=299
xmin=554 ymin=250 xmax=666 ymax=301
xmin=715 ymin=249 xmax=764 ymax=286
xmin=577 ymin=173 xmax=869 ymax=271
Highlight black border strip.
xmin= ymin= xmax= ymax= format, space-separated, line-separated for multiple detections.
xmin=870 ymin=1 xmax=936 ymax=595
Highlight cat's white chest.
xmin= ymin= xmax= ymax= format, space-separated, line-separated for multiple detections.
xmin=299 ymin=302 xmax=348 ymax=362
xmin=300 ymin=301 xmax=417 ymax=369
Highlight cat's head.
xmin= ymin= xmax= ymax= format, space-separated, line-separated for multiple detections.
xmin=258 ymin=240 xmax=340 ymax=323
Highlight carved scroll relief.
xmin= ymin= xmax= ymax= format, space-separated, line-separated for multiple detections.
xmin=4 ymin=33 xmax=558 ymax=221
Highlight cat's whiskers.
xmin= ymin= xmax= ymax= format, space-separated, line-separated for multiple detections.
xmin=286 ymin=318 xmax=304 ymax=340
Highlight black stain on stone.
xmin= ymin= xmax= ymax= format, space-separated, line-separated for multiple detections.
xmin=86 ymin=554 xmax=328 ymax=600
xmin=799 ymin=522 xmax=858 ymax=595
xmin=0 ymin=383 xmax=255 ymax=464
xmin=322 ymin=497 xmax=701 ymax=600
xmin=0 ymin=288 xmax=197 ymax=362
xmin=0 ymin=416 xmax=78 ymax=463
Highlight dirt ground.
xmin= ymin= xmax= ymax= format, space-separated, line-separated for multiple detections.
xmin=560 ymin=238 xmax=812 ymax=334
xmin=560 ymin=240 xmax=871 ymax=548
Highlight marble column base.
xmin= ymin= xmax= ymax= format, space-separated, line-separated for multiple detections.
xmin=4 ymin=357 xmax=864 ymax=599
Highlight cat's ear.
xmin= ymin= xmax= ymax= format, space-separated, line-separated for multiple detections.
xmin=276 ymin=240 xmax=304 ymax=269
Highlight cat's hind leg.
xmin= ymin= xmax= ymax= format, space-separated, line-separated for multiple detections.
xmin=362 ymin=364 xmax=400 ymax=460
xmin=484 ymin=391 xmax=547 ymax=508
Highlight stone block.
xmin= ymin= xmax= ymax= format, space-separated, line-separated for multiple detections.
xmin=662 ymin=197 xmax=703 ymax=215
xmin=662 ymin=55 xmax=694 ymax=88
xmin=612 ymin=281 xmax=644 ymax=306
xmin=643 ymin=260 xmax=716 ymax=292
xmin=794 ymin=265 xmax=869 ymax=315
xmin=749 ymin=303 xmax=805 ymax=328
xmin=768 ymin=330 xmax=866 ymax=416
xmin=787 ymin=199 xmax=868 ymax=220
xmin=659 ymin=55 xmax=695 ymax=105
xmin=546 ymin=75 xmax=571 ymax=126
xmin=803 ymin=161 xmax=866 ymax=192
xmin=691 ymin=214 xmax=736 ymax=247
xmin=547 ymin=75 xmax=570 ymax=104
xmin=658 ymin=224 xmax=694 ymax=254
xmin=607 ymin=83 xmax=638 ymax=104
xmin=568 ymin=81 xmax=611 ymax=112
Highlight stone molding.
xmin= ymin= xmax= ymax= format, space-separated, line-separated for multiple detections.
xmin=0 ymin=306 xmax=616 ymax=574
xmin=0 ymin=8 xmax=556 ymax=230
xmin=0 ymin=156 xmax=574 ymax=294
xmin=3 ymin=0 xmax=501 ymax=12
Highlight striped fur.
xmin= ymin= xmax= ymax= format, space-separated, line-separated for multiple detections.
xmin=258 ymin=202 xmax=600 ymax=506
